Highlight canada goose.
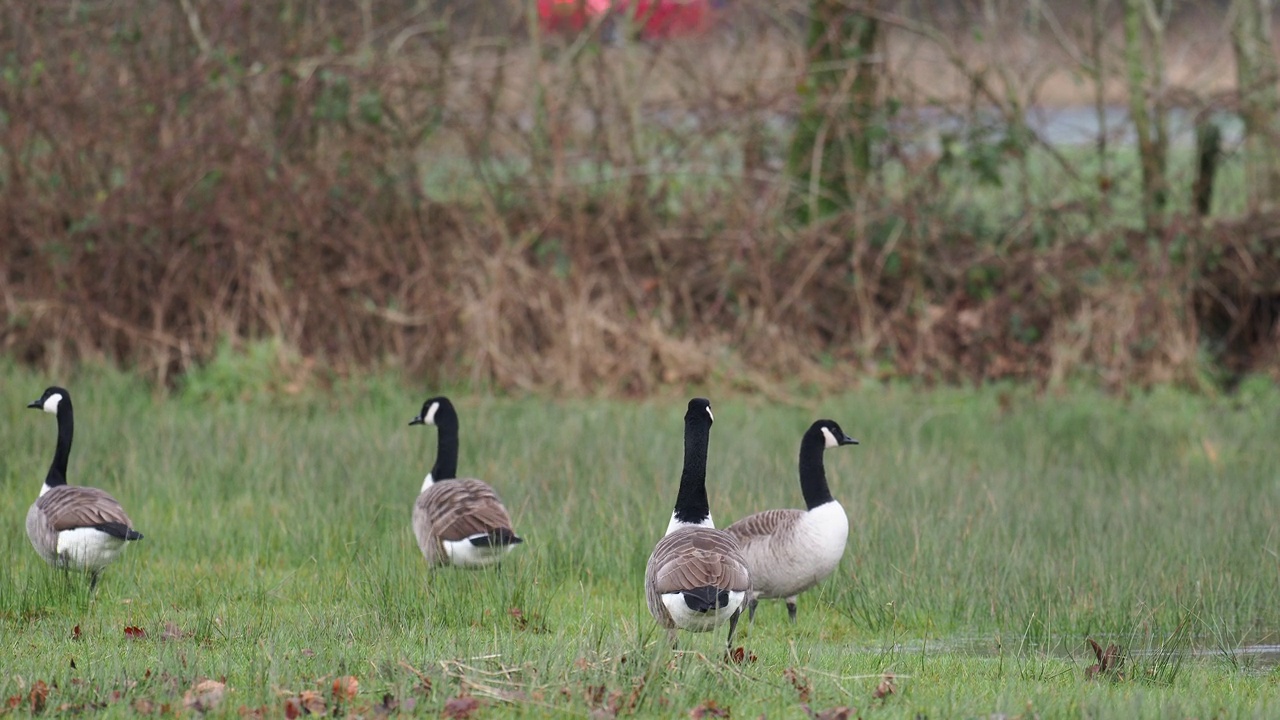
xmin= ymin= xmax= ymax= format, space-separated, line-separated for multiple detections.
xmin=724 ymin=419 xmax=858 ymax=623
xmin=409 ymin=396 xmax=522 ymax=568
xmin=25 ymin=386 xmax=143 ymax=590
xmin=644 ymin=398 xmax=751 ymax=653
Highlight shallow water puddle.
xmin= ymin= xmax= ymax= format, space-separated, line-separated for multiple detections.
xmin=1187 ymin=644 xmax=1280 ymax=667
xmin=876 ymin=634 xmax=1280 ymax=671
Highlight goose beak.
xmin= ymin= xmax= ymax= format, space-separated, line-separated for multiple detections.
xmin=26 ymin=399 xmax=41 ymax=409
xmin=408 ymin=416 xmax=424 ymax=426
xmin=842 ymin=435 xmax=859 ymax=446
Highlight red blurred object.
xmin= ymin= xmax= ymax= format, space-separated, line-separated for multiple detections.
xmin=536 ymin=0 xmax=715 ymax=39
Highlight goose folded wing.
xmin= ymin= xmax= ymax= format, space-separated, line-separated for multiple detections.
xmin=426 ymin=480 xmax=514 ymax=541
xmin=651 ymin=534 xmax=751 ymax=594
xmin=36 ymin=486 xmax=133 ymax=531
xmin=726 ymin=509 xmax=804 ymax=539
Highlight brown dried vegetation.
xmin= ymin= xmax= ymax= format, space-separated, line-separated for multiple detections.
xmin=442 ymin=694 xmax=482 ymax=719
xmin=182 ymin=679 xmax=227 ymax=713
xmin=2 ymin=1 xmax=1278 ymax=393
xmin=690 ymin=698 xmax=731 ymax=719
xmin=1085 ymin=638 xmax=1126 ymax=681
xmin=802 ymin=705 xmax=854 ymax=720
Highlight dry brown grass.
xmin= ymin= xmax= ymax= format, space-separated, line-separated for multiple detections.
xmin=1 ymin=0 xmax=1277 ymax=394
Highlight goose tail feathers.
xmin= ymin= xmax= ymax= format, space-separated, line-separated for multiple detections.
xmin=682 ymin=586 xmax=731 ymax=613
xmin=96 ymin=522 xmax=143 ymax=541
xmin=467 ymin=528 xmax=523 ymax=547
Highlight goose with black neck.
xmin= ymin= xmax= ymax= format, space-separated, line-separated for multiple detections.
xmin=645 ymin=398 xmax=752 ymax=654
xmin=409 ymin=396 xmax=523 ymax=568
xmin=25 ymin=386 xmax=144 ymax=591
xmin=725 ymin=419 xmax=858 ymax=623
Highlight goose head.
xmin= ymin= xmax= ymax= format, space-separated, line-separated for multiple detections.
xmin=27 ymin=386 xmax=71 ymax=415
xmin=409 ymin=396 xmax=457 ymax=427
xmin=811 ymin=419 xmax=858 ymax=449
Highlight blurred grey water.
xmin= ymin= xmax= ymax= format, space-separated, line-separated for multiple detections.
xmin=879 ymin=634 xmax=1280 ymax=673
xmin=517 ymin=104 xmax=1245 ymax=151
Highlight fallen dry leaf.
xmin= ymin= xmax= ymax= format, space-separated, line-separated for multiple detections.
xmin=802 ymin=705 xmax=854 ymax=720
xmin=71 ymin=625 xmax=82 ymax=641
xmin=442 ymin=695 xmax=480 ymax=719
xmin=132 ymin=698 xmax=155 ymax=715
xmin=124 ymin=625 xmax=146 ymax=640
xmin=29 ymin=681 xmax=49 ymax=714
xmin=690 ymin=699 xmax=730 ymax=719
xmin=183 ymin=679 xmax=227 ymax=713
xmin=161 ymin=622 xmax=191 ymax=642
xmin=1085 ymin=638 xmax=1125 ymax=681
xmin=872 ymin=672 xmax=896 ymax=700
xmin=238 ymin=704 xmax=269 ymax=718
xmin=283 ymin=697 xmax=302 ymax=720
xmin=371 ymin=693 xmax=399 ymax=717
xmin=783 ymin=668 xmax=812 ymax=703
xmin=299 ymin=690 xmax=327 ymax=715
xmin=725 ymin=646 xmax=757 ymax=664
xmin=331 ymin=676 xmax=359 ymax=702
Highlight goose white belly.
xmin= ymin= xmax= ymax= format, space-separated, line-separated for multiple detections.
xmin=660 ymin=590 xmax=747 ymax=632
xmin=27 ymin=502 xmax=128 ymax=572
xmin=56 ymin=527 xmax=128 ymax=571
xmin=740 ymin=501 xmax=848 ymax=599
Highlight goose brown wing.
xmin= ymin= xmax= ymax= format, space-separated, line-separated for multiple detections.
xmin=724 ymin=509 xmax=804 ymax=541
xmin=649 ymin=528 xmax=751 ymax=594
xmin=35 ymin=486 xmax=133 ymax=531
xmin=419 ymin=478 xmax=515 ymax=541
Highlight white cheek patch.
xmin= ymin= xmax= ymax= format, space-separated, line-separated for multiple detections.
xmin=423 ymin=402 xmax=440 ymax=425
xmin=43 ymin=393 xmax=64 ymax=414
xmin=705 ymin=406 xmax=714 ymax=423
xmin=821 ymin=427 xmax=838 ymax=449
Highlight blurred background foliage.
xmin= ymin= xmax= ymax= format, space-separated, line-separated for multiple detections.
xmin=2 ymin=0 xmax=1279 ymax=396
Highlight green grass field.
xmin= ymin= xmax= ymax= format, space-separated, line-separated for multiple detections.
xmin=2 ymin=363 xmax=1279 ymax=718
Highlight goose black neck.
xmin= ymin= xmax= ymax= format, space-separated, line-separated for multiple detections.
xmin=46 ymin=403 xmax=74 ymax=487
xmin=798 ymin=430 xmax=834 ymax=510
xmin=431 ymin=421 xmax=459 ymax=481
xmin=672 ymin=418 xmax=712 ymax=524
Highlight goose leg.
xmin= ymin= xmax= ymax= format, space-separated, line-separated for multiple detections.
xmin=667 ymin=628 xmax=679 ymax=650
xmin=785 ymin=597 xmax=798 ymax=623
xmin=57 ymin=562 xmax=75 ymax=591
xmin=747 ymin=597 xmax=759 ymax=622
xmin=724 ymin=607 xmax=742 ymax=653
xmin=90 ymin=571 xmax=101 ymax=593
